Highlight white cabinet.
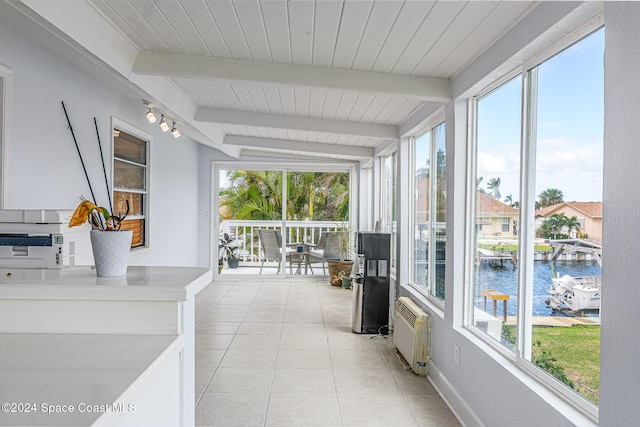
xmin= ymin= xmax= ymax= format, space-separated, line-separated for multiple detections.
xmin=0 ymin=266 xmax=212 ymax=426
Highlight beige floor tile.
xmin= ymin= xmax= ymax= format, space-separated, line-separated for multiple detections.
xmin=282 ymin=321 xmax=327 ymax=335
xmin=330 ymin=349 xmax=388 ymax=371
xmin=194 ymin=279 xmax=461 ymax=427
xmin=219 ymin=348 xmax=278 ymax=369
xmin=271 ymin=368 xmax=336 ymax=394
xmin=237 ymin=321 xmax=283 ymax=335
xmin=207 ymin=367 xmax=273 ymax=394
xmin=196 ymin=320 xmax=241 ymax=335
xmin=276 ymin=349 xmax=332 ymax=369
xmin=229 ymin=333 xmax=281 ymax=350
xmin=328 ymin=334 xmax=380 ymax=351
xmin=333 ymin=368 xmax=401 ymax=396
xmin=404 ymin=393 xmax=462 ymax=427
xmin=195 ymin=349 xmax=226 ymax=370
xmin=279 ymin=333 xmax=328 ymax=350
xmin=196 ymin=392 xmax=268 ymax=426
xmin=284 ymin=309 xmax=324 ymax=323
xmin=325 ymin=323 xmax=353 ymax=335
xmin=266 ymin=393 xmax=341 ymax=426
xmin=338 ymin=393 xmax=418 ymax=426
xmin=389 ymin=369 xmax=438 ymax=394
xmin=196 ymin=334 xmax=234 ymax=350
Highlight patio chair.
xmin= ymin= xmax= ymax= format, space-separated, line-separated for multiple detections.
xmin=256 ymin=229 xmax=293 ymax=274
xmin=308 ymin=232 xmax=342 ymax=274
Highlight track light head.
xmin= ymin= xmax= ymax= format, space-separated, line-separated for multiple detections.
xmin=170 ymin=122 xmax=180 ymax=138
xmin=146 ymin=108 xmax=156 ymax=123
xmin=159 ymin=115 xmax=170 ymax=132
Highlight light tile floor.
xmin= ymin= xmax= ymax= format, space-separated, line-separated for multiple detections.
xmin=194 ymin=278 xmax=461 ymax=427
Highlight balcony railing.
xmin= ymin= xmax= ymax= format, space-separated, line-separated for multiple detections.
xmin=219 ymin=220 xmax=343 ymax=264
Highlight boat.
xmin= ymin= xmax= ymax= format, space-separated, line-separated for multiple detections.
xmin=546 ymin=274 xmax=601 ymax=312
xmin=544 ymin=239 xmax=602 ymax=314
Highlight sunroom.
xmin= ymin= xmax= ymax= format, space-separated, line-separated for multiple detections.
xmin=0 ymin=1 xmax=638 ymax=426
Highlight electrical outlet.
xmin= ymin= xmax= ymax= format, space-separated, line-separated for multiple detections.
xmin=453 ymin=344 xmax=460 ymax=365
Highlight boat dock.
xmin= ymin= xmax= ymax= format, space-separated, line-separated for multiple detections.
xmin=504 ymin=316 xmax=600 ymax=327
xmin=476 ymin=248 xmax=516 ymax=268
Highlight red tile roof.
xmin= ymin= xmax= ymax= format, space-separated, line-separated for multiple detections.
xmin=476 ymin=191 xmax=519 ymax=214
xmin=535 ymin=202 xmax=602 ymax=219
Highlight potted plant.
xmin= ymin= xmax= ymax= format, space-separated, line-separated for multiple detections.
xmin=69 ymin=198 xmax=131 ymax=277
xmin=327 ymin=222 xmax=355 ymax=286
xmin=337 ymin=270 xmax=352 ymax=289
xmin=219 ymin=233 xmax=240 ymax=269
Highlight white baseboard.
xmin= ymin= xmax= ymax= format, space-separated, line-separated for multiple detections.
xmin=428 ymin=361 xmax=485 ymax=427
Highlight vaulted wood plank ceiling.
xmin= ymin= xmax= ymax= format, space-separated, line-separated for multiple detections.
xmin=5 ymin=0 xmax=536 ymax=161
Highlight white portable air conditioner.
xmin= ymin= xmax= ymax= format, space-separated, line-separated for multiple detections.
xmin=393 ymin=297 xmax=431 ymax=376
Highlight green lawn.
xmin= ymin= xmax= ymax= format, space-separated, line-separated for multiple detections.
xmin=533 ymin=325 xmax=600 ymax=405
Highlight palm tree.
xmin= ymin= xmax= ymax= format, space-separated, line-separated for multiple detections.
xmin=220 ymin=170 xmax=349 ymax=222
xmin=565 ymin=215 xmax=581 ymax=237
xmin=542 ymin=213 xmax=568 ymax=239
xmin=504 ymin=194 xmax=513 ymax=206
xmin=487 ymin=177 xmax=501 ymax=200
xmin=538 ymin=188 xmax=564 ymax=208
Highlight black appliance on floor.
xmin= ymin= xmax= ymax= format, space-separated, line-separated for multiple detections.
xmin=352 ymin=232 xmax=390 ymax=334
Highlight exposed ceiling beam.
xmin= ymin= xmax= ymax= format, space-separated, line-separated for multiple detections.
xmin=133 ymin=51 xmax=451 ymax=102
xmin=224 ymin=135 xmax=374 ymax=160
xmin=196 ymin=108 xmax=398 ymax=140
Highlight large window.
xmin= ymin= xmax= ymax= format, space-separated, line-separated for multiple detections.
xmin=113 ymin=127 xmax=149 ymax=248
xmin=381 ymin=153 xmax=397 ymax=270
xmin=468 ymin=28 xmax=604 ymax=412
xmin=413 ymin=121 xmax=446 ymax=301
xmin=216 ymin=166 xmax=351 ymax=276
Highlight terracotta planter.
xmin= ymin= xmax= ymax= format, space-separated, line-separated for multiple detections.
xmin=90 ymin=230 xmax=132 ymax=277
xmin=327 ymin=260 xmax=354 ymax=286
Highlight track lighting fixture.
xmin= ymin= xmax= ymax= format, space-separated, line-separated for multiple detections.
xmin=143 ymin=101 xmax=180 ymax=138
xmin=146 ymin=108 xmax=156 ymax=123
xmin=158 ymin=115 xmax=170 ymax=132
xmin=170 ymin=122 xmax=180 ymax=138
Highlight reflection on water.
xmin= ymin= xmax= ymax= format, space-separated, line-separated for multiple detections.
xmin=475 ymin=261 xmax=602 ymax=316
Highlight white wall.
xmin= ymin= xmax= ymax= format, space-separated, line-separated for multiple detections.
xmin=0 ymin=21 xmax=201 ymax=267
xmin=600 ymin=3 xmax=640 ymax=425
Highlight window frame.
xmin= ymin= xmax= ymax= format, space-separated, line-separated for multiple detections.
xmin=111 ymin=117 xmax=151 ymax=251
xmin=409 ymin=111 xmax=446 ymax=306
xmin=464 ymin=22 xmax=604 ymax=420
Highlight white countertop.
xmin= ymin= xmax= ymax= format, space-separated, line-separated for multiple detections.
xmin=0 ymin=266 xmax=212 ymax=301
xmin=0 ymin=333 xmax=182 ymax=427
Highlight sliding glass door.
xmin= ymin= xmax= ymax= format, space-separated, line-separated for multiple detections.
xmin=215 ymin=164 xmax=352 ymax=277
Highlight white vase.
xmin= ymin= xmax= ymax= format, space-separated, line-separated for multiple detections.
xmin=90 ymin=230 xmax=133 ymax=277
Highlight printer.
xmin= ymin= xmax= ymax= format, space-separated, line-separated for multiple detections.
xmin=0 ymin=209 xmax=91 ymax=268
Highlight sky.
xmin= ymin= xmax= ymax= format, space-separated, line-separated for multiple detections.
xmin=475 ymin=28 xmax=604 ymax=204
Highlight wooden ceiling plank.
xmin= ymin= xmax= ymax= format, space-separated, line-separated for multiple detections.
xmin=128 ymin=0 xmax=189 ymax=54
xmin=312 ymin=0 xmax=343 ymax=67
xmin=372 ymin=1 xmax=434 ymax=73
xmin=205 ymin=0 xmax=252 ymax=59
xmin=245 ymin=83 xmax=271 ymax=113
xmin=392 ymin=1 xmax=466 ymax=75
xmin=351 ymin=0 xmax=404 ymax=71
xmin=288 ymin=0 xmax=314 ymax=65
xmin=432 ymin=1 xmax=535 ymax=77
xmin=332 ymin=0 xmax=373 ymax=69
xmin=181 ymin=0 xmax=231 ymax=57
xmin=413 ymin=1 xmax=496 ymax=77
xmin=260 ymin=0 xmax=291 ymax=63
xmin=195 ymin=108 xmax=398 ymax=140
xmin=233 ymin=0 xmax=271 ymax=61
xmin=153 ymin=0 xmax=210 ymax=55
